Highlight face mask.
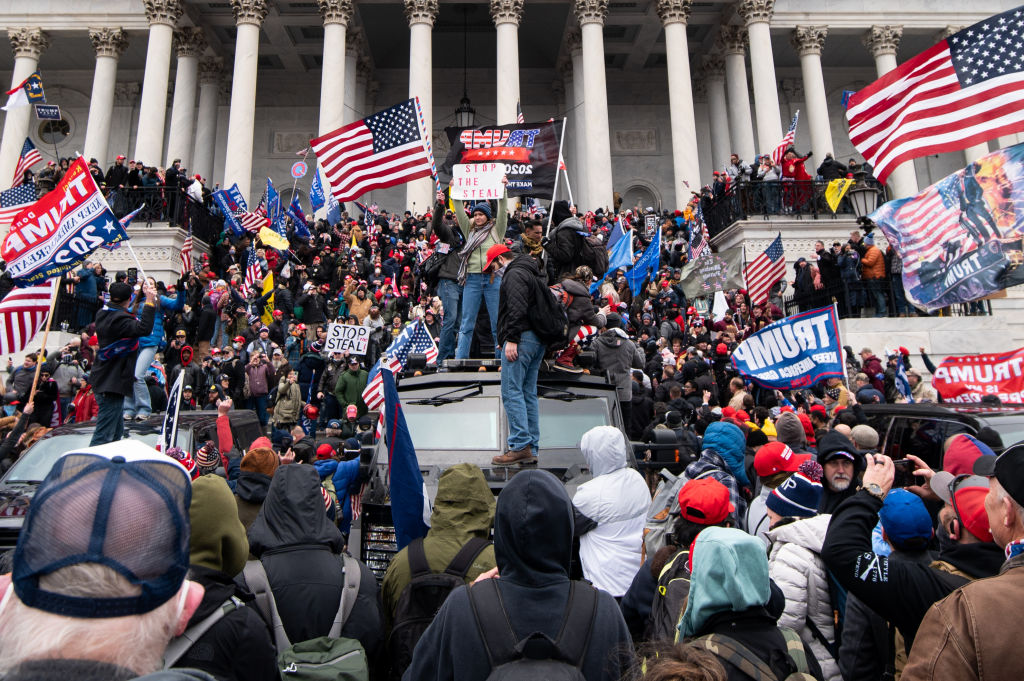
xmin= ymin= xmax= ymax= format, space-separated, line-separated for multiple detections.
xmin=3 ymin=406 xmax=15 ymax=416
xmin=233 ymin=342 xmax=241 ymax=350
xmin=374 ymin=268 xmax=381 ymax=275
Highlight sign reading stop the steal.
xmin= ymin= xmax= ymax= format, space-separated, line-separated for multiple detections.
xmin=325 ymin=323 xmax=370 ymax=355
xmin=450 ymin=163 xmax=505 ymax=201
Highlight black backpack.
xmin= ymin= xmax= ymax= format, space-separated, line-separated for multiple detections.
xmin=647 ymin=548 xmax=692 ymax=643
xmin=579 ymin=232 xmax=609 ymax=278
xmin=388 ymin=537 xmax=490 ymax=681
xmin=468 ymin=578 xmax=597 ymax=681
xmin=529 ymin=279 xmax=570 ymax=349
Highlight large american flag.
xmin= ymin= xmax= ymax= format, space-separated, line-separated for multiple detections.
xmin=0 ymin=280 xmax=55 ymax=356
xmin=848 ymin=7 xmax=1024 ymax=185
xmin=688 ymin=203 xmax=709 ymax=260
xmin=745 ymin=234 xmax=787 ymax=306
xmin=12 ymin=138 xmax=41 ymax=187
xmin=238 ymin=211 xmax=268 ymax=233
xmin=0 ymin=183 xmax=37 ymax=224
xmin=180 ymin=225 xmax=193 ymax=276
xmin=310 ymin=98 xmax=434 ymax=202
xmin=361 ymin=318 xmax=438 ymax=411
xmin=241 ymin=246 xmax=261 ymax=296
xmin=772 ymin=111 xmax=800 ymax=166
xmin=883 ymin=176 xmax=967 ymax=279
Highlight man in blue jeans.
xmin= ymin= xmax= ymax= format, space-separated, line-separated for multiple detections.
xmin=486 ymin=244 xmax=544 ymax=466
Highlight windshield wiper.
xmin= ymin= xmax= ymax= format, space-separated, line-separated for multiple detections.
xmin=539 ymin=387 xmax=596 ymax=401
xmin=408 ymin=382 xmax=484 ymax=406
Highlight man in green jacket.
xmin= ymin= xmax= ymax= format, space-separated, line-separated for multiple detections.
xmin=334 ymin=356 xmax=368 ymax=417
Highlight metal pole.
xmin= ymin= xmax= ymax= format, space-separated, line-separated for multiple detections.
xmin=544 ymin=118 xmax=569 ymax=238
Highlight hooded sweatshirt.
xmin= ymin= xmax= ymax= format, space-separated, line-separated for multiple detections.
xmin=573 ymin=426 xmax=651 ymax=597
xmin=685 ymin=423 xmax=749 ymax=531
xmin=402 ymin=470 xmax=634 ymax=681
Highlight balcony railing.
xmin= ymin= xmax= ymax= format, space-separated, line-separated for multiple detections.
xmin=780 ymin=281 xmax=992 ymax=319
xmin=101 ymin=185 xmax=224 ymax=246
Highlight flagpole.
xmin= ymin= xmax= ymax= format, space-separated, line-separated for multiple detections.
xmin=27 ymin=279 xmax=60 ymax=402
xmin=288 ymin=148 xmax=310 ymax=218
xmin=124 ymin=241 xmax=148 ymax=282
xmin=562 ymin=166 xmax=574 ymax=208
xmin=545 ymin=118 xmax=569 ymax=239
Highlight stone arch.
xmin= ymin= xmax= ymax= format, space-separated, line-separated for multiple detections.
xmin=619 ymin=179 xmax=663 ymax=212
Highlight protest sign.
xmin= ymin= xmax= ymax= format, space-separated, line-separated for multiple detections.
xmin=731 ymin=305 xmax=844 ymax=389
xmin=325 ymin=323 xmax=370 ymax=355
xmin=450 ymin=163 xmax=505 ymax=201
xmin=931 ymin=347 xmax=1024 ymax=403
xmin=679 ymin=247 xmax=745 ymax=298
xmin=442 ymin=120 xmax=564 ymax=199
xmin=644 ymin=214 xmax=657 ymax=237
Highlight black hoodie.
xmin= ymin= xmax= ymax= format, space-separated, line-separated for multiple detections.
xmin=402 ymin=470 xmax=634 ymax=681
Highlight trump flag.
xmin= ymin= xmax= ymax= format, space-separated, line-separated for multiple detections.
xmin=731 ymin=305 xmax=844 ymax=389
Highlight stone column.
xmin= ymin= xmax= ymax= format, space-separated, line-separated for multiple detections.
xmin=405 ymin=0 xmax=437 ymax=211
xmin=863 ymin=25 xmax=918 ymax=198
xmin=492 ymin=0 xmax=523 ymax=125
xmin=717 ymin=26 xmax=756 ymax=163
xmin=223 ymin=0 xmax=268 ymax=204
xmin=703 ymin=54 xmax=731 ymax=173
xmin=567 ymin=31 xmax=589 ymax=210
xmin=739 ymin=0 xmax=782 ymax=152
xmin=355 ymin=56 xmax=370 ymax=121
xmin=165 ymin=27 xmax=204 ymax=168
xmin=791 ymin=26 xmax=833 ymax=159
xmin=0 ymin=28 xmax=49 ymax=185
xmin=575 ymin=0 xmax=614 ymax=210
xmin=658 ymin=0 xmax=700 ymax=199
xmin=83 ymin=28 xmax=128 ymax=167
xmin=134 ymin=0 xmax=181 ymax=166
xmin=318 ymin=0 xmax=352 ymax=136
xmin=343 ymin=40 xmax=359 ymax=124
xmin=192 ymin=57 xmax=221 ymax=184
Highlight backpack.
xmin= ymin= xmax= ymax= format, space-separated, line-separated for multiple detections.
xmin=642 ymin=468 xmax=715 ymax=560
xmin=162 ymin=596 xmax=243 ymax=668
xmin=242 ymin=553 xmax=368 ymax=681
xmin=468 ymin=578 xmax=597 ymax=681
xmin=691 ymin=627 xmax=817 ymax=681
xmin=578 ymin=232 xmax=609 ymax=278
xmin=803 ymin=570 xmax=846 ymax=661
xmin=647 ymin=549 xmax=692 ymax=643
xmin=529 ymin=278 xmax=570 ymax=349
xmin=387 ymin=537 xmax=490 ymax=681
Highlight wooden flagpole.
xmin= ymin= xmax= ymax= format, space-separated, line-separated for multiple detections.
xmin=27 ymin=279 xmax=60 ymax=401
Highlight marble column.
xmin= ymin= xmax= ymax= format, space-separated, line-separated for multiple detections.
xmin=658 ymin=0 xmax=700 ymax=199
xmin=492 ymin=0 xmax=523 ymax=125
xmin=343 ymin=40 xmax=358 ymax=124
xmin=567 ymin=31 xmax=589 ymax=210
xmin=575 ymin=0 xmax=614 ymax=210
xmin=703 ymin=54 xmax=731 ymax=173
xmin=0 ymin=28 xmax=49 ymax=186
xmin=165 ymin=27 xmax=204 ymax=168
xmin=223 ymin=0 xmax=268 ymax=204
xmin=405 ymin=0 xmax=437 ymax=212
xmin=739 ymin=0 xmax=782 ymax=152
xmin=134 ymin=0 xmax=181 ymax=166
xmin=83 ymin=28 xmax=128 ymax=167
xmin=355 ymin=56 xmax=370 ymax=121
xmin=192 ymin=57 xmax=221 ymax=184
xmin=717 ymin=26 xmax=756 ymax=163
xmin=791 ymin=26 xmax=833 ymax=158
xmin=863 ymin=25 xmax=918 ymax=199
xmin=318 ymin=0 xmax=352 ymax=136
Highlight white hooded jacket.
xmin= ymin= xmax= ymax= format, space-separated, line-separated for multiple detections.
xmin=573 ymin=426 xmax=651 ymax=597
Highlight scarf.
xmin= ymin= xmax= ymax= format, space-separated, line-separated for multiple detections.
xmin=521 ymin=231 xmax=544 ymax=257
xmin=457 ymin=220 xmax=495 ymax=286
xmin=1006 ymin=538 xmax=1024 ymax=560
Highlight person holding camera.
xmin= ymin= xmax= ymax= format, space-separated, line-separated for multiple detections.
xmin=48 ymin=345 xmax=85 ymax=420
xmin=245 ymin=351 xmax=276 ymax=430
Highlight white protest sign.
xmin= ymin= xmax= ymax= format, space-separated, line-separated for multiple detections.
xmin=324 ymin=323 xmax=370 ymax=355
xmin=450 ymin=163 xmax=505 ymax=201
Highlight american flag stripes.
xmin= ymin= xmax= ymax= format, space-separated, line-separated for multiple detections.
xmin=241 ymin=246 xmax=261 ymax=296
xmin=361 ymin=318 xmax=439 ymax=411
xmin=12 ymin=138 xmax=41 ymax=187
xmin=745 ymin=234 xmax=787 ymax=306
xmin=848 ymin=7 xmax=1024 ymax=185
xmin=0 ymin=280 xmax=54 ymax=356
xmin=180 ymin=226 xmax=193 ymax=276
xmin=575 ymin=325 xmax=598 ymax=343
xmin=310 ymin=99 xmax=435 ymax=202
xmin=772 ymin=111 xmax=800 ymax=166
xmin=516 ymin=101 xmax=525 ymax=124
xmin=882 ymin=176 xmax=965 ymax=279
xmin=0 ymin=183 xmax=37 ymax=224
xmin=238 ymin=211 xmax=268 ymax=233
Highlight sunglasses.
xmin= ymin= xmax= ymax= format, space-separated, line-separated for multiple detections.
xmin=948 ymin=473 xmax=972 ymax=530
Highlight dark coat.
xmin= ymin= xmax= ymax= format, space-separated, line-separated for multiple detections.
xmin=543 ymin=216 xmax=587 ymax=280
xmin=427 ymin=201 xmax=465 ymax=283
xmin=90 ymin=303 xmax=156 ymax=396
xmin=496 ymin=254 xmax=540 ymax=346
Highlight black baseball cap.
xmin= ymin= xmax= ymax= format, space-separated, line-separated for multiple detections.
xmin=108 ymin=282 xmax=133 ymax=303
xmin=974 ymin=442 xmax=1024 ymax=507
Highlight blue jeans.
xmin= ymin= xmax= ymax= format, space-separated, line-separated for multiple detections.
xmin=500 ymin=330 xmax=545 ymax=453
xmin=866 ymin=279 xmax=888 ymax=317
xmin=91 ymin=391 xmax=126 ymax=446
xmin=124 ymin=345 xmax=158 ymax=418
xmin=455 ymin=273 xmax=501 ymax=359
xmin=437 ymin=278 xmax=462 ymax=362
xmin=250 ymin=394 xmax=269 ymax=426
xmin=891 ymin=276 xmax=909 ymax=315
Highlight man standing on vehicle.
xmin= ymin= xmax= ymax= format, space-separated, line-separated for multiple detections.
xmin=485 ymin=244 xmax=544 ymax=466
xmin=89 ymin=281 xmax=157 ymax=446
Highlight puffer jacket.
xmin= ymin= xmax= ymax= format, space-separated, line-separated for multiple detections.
xmin=860 ymin=244 xmax=885 ymax=280
xmin=427 ymin=200 xmax=466 ymax=282
xmin=272 ymin=378 xmax=302 ymax=424
xmin=593 ymin=328 xmax=645 ymax=402
xmin=544 ymin=216 xmax=587 ymax=280
xmin=768 ymin=514 xmax=840 ymax=681
xmin=139 ymin=290 xmax=186 ymax=349
xmin=496 ymin=253 xmax=539 ymax=346
xmin=572 ymin=426 xmax=651 ymax=597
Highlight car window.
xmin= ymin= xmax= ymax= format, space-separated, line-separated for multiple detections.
xmin=977 ymin=415 xmax=1024 ymax=451
xmin=403 ymin=398 xmax=501 ymax=450
xmin=886 ymin=417 xmax=970 ymax=470
xmin=538 ymin=397 xmax=613 ymax=448
xmin=4 ymin=431 xmax=185 ymax=483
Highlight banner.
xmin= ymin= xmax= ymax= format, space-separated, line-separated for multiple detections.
xmin=931 ymin=347 xmax=1024 ymax=403
xmin=624 ymin=227 xmax=661 ymax=295
xmin=441 ymin=119 xmax=564 ymax=199
xmin=825 ymin=178 xmax=854 ymax=213
xmin=260 ymin=272 xmax=275 ymax=325
xmin=258 ymin=226 xmax=289 ymax=251
xmin=325 ymin=323 xmax=370 ymax=355
xmin=450 ymin=163 xmax=505 ymax=201
xmin=212 ymin=183 xmax=247 ymax=237
xmin=731 ymin=305 xmax=844 ymax=389
xmin=679 ymin=247 xmax=745 ymax=298
xmin=1 ymin=157 xmax=126 ymax=286
xmin=871 ymin=142 xmax=1024 ymax=311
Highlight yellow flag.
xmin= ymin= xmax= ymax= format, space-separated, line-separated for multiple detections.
xmin=351 ymin=231 xmax=357 ymax=249
xmin=260 ymin=271 xmax=275 ymax=325
xmin=258 ymin=226 xmax=289 ymax=251
xmin=825 ymin=178 xmax=854 ymax=214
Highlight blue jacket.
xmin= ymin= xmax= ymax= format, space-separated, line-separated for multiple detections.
xmin=76 ymin=267 xmax=99 ymax=299
xmin=313 ymin=457 xmax=361 ymax=534
xmin=139 ymin=290 xmax=186 ymax=348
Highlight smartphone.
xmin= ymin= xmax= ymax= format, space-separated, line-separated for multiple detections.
xmin=892 ymin=459 xmax=926 ymax=488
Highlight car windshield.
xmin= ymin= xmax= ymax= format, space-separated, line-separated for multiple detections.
xmin=982 ymin=415 xmax=1024 ymax=450
xmin=539 ymin=396 xmax=612 ymax=448
xmin=5 ymin=432 xmax=172 ymax=483
xmin=403 ymin=398 xmax=501 ymax=450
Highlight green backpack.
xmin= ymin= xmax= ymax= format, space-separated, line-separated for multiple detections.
xmin=243 ymin=553 xmax=368 ymax=681
xmin=691 ymin=627 xmax=816 ymax=681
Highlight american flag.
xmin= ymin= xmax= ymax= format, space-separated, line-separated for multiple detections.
xmin=238 ymin=211 xmax=268 ymax=233
xmin=12 ymin=138 xmax=41 ymax=187
xmin=361 ymin=318 xmax=438 ymax=411
xmin=848 ymin=8 xmax=1024 ymax=185
xmin=180 ymin=225 xmax=193 ymax=276
xmin=883 ymin=175 xmax=966 ymax=279
xmin=575 ymin=325 xmax=598 ymax=343
xmin=0 ymin=280 xmax=55 ymax=356
xmin=772 ymin=111 xmax=800 ymax=166
xmin=688 ymin=203 xmax=709 ymax=260
xmin=745 ymin=234 xmax=787 ymax=306
xmin=0 ymin=183 xmax=37 ymax=224
xmin=516 ymin=101 xmax=525 ymax=124
xmin=310 ymin=98 xmax=434 ymax=202
xmin=241 ymin=246 xmax=261 ymax=296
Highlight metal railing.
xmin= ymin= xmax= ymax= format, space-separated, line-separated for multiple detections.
xmin=781 ymin=281 xmax=992 ymax=319
xmin=101 ymin=185 xmax=224 ymax=245
xmin=52 ymin=284 xmax=104 ymax=334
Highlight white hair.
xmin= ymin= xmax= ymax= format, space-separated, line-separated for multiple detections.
xmin=993 ymin=479 xmax=1024 ymax=528
xmin=0 ymin=563 xmax=184 ymax=676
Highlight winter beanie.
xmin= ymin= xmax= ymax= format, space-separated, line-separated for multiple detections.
xmin=551 ymin=200 xmax=572 ymax=225
xmin=775 ymin=412 xmax=807 ymax=449
xmin=471 ymin=202 xmax=492 ymax=220
xmin=189 ymin=475 xmax=249 ymax=576
xmin=702 ymin=421 xmax=750 ymax=487
xmin=767 ymin=460 xmax=823 ymax=518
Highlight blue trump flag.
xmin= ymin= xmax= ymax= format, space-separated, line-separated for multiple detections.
xmin=590 ymin=228 xmax=635 ymax=295
xmin=287 ymin=194 xmax=311 ymax=240
xmin=212 ymin=184 xmax=247 ymax=237
xmin=381 ymin=364 xmax=429 ymax=550
xmin=894 ymin=354 xmax=914 ymax=403
xmin=731 ymin=305 xmax=844 ymax=389
xmin=623 ymin=226 xmax=661 ymax=295
xmin=326 ymin=190 xmax=341 ymax=226
xmin=607 ymin=216 xmax=629 ymax=250
xmin=309 ymin=171 xmax=326 ymax=212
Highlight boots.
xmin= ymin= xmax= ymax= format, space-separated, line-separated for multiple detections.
xmin=492 ymin=446 xmax=537 ymax=466
xmin=553 ymin=341 xmax=583 ymax=374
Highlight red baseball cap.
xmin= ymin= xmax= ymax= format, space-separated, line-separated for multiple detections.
xmin=677 ymin=478 xmax=735 ymax=525
xmin=931 ymin=472 xmax=993 ymax=542
xmin=233 ymin=336 xmax=245 ymax=343
xmin=754 ymin=441 xmax=812 ymax=477
xmin=316 ymin=444 xmax=335 ymax=460
xmin=484 ymin=244 xmax=511 ymax=271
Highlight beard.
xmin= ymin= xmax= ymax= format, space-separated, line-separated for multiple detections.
xmin=272 ymin=359 xmax=283 ymax=370
xmin=829 ymin=475 xmax=851 ymax=492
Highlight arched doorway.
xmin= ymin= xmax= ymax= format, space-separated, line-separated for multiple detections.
xmin=619 ymin=181 xmax=661 ymax=213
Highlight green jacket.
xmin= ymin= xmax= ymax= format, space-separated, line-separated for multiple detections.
xmin=382 ymin=463 xmax=497 ymax=624
xmin=272 ymin=378 xmax=303 ymax=424
xmin=452 ymin=195 xmax=508 ymax=275
xmin=334 ymin=368 xmax=368 ymax=416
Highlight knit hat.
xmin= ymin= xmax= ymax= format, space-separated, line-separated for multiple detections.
xmin=665 ymin=411 xmax=684 ymax=428
xmin=677 ymin=478 xmax=735 ymax=525
xmin=605 ymin=312 xmax=622 ymax=329
xmin=775 ymin=412 xmax=807 ymax=448
xmin=878 ymin=489 xmax=933 ymax=550
xmin=108 ymin=282 xmax=133 ymax=303
xmin=194 ymin=441 xmax=220 ymax=474
xmin=754 ymin=441 xmax=811 ymax=477
xmin=189 ymin=475 xmax=249 ymax=576
xmin=551 ymin=200 xmax=572 ymax=225
xmin=767 ymin=461 xmax=823 ymax=518
xmin=241 ymin=438 xmax=279 ymax=477
xmin=471 ymin=202 xmax=492 ymax=220
xmin=165 ymin=446 xmax=198 ymax=480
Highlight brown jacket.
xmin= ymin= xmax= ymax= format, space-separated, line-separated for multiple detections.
xmin=860 ymin=245 xmax=886 ymax=280
xmin=903 ymin=552 xmax=1024 ymax=681
xmin=344 ymin=279 xmax=372 ymax=323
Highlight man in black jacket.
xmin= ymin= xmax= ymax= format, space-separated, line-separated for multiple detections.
xmin=543 ymin=200 xmax=587 ymax=281
xmin=89 ymin=281 xmax=157 ymax=446
xmin=427 ymin=190 xmax=465 ymax=361
xmin=487 ymin=245 xmax=544 ymax=466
